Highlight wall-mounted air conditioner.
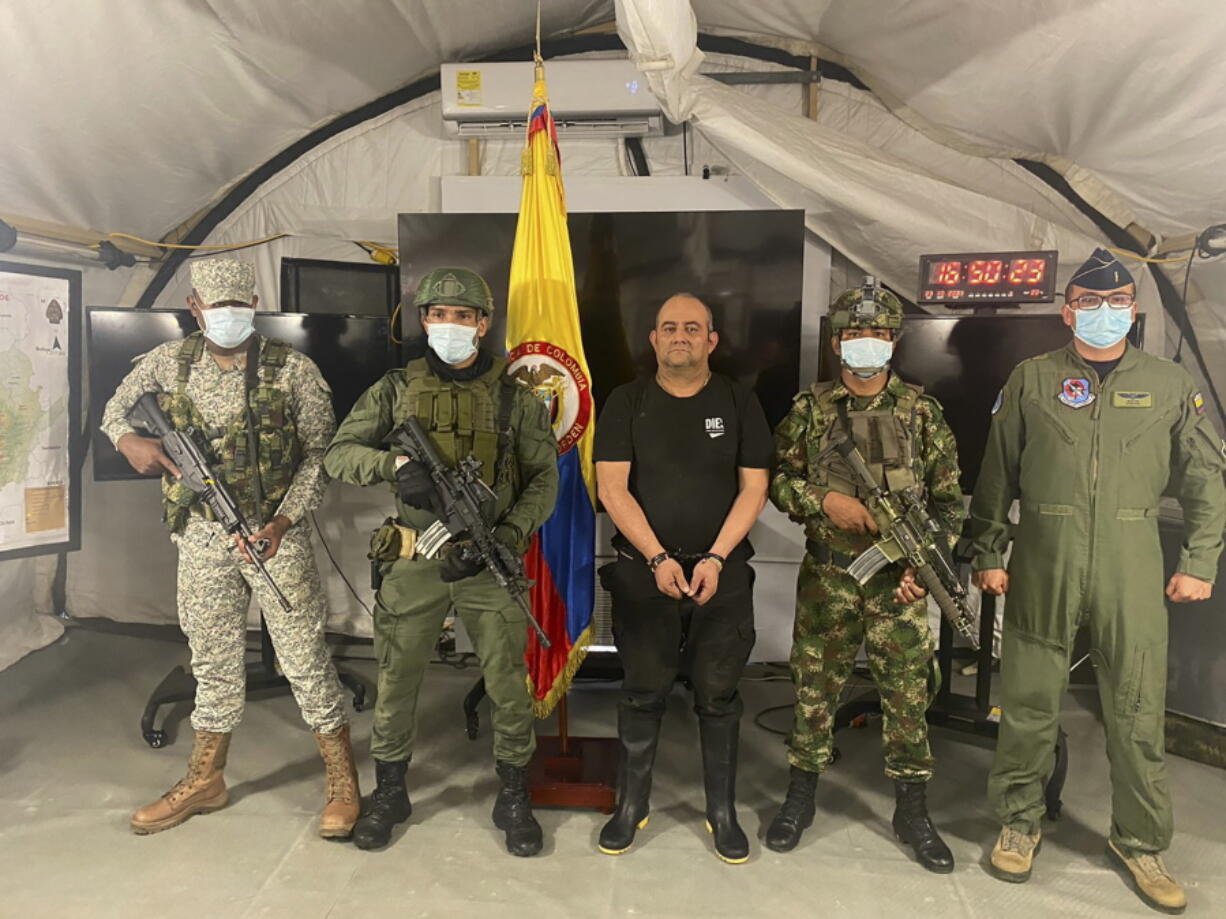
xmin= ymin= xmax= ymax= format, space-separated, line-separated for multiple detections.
xmin=440 ymin=60 xmax=663 ymax=138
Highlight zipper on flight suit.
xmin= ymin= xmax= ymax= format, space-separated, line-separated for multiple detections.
xmin=1082 ymin=358 xmax=1116 ymax=610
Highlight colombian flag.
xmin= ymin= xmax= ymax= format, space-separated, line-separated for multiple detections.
xmin=506 ymin=62 xmax=596 ymax=718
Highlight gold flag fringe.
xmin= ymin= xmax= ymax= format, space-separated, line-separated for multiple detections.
xmin=529 ymin=623 xmax=594 ymax=719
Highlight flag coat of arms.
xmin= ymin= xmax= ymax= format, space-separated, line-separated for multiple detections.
xmin=506 ymin=63 xmax=596 ymax=717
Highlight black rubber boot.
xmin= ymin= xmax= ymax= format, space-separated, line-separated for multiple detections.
xmin=598 ymin=706 xmax=663 ymax=855
xmin=764 ymin=766 xmax=819 ymax=852
xmin=352 ymin=758 xmax=411 ymax=850
xmin=699 ymin=715 xmax=750 ymax=864
xmin=492 ymin=761 xmax=543 ymax=857
xmin=892 ymin=780 xmax=954 ymax=873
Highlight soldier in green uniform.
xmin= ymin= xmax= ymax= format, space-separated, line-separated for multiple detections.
xmin=101 ymin=258 xmax=359 ymax=839
xmin=971 ymin=249 xmax=1226 ymax=913
xmin=323 ymin=267 xmax=559 ymax=856
xmin=768 ymin=279 xmax=963 ymax=872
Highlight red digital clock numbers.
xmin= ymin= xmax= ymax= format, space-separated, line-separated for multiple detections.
xmin=928 ymin=258 xmax=1046 ymax=286
xmin=918 ymin=251 xmax=1056 ymax=304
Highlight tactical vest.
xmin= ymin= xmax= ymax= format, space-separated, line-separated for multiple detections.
xmin=807 ymin=380 xmax=923 ymax=499
xmin=159 ymin=332 xmax=301 ymax=533
xmin=390 ymin=357 xmax=517 ymax=491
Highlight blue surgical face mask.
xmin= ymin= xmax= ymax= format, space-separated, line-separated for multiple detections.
xmin=201 ymin=305 xmax=255 ymax=349
xmin=1072 ymin=303 xmax=1133 ymax=349
xmin=427 ymin=322 xmax=479 ymax=365
xmin=840 ymin=337 xmax=893 ymax=377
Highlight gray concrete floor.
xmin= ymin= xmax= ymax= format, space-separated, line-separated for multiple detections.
xmin=1 ymin=623 xmax=1223 ymax=919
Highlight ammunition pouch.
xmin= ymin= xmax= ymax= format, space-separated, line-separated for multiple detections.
xmin=368 ymin=518 xmax=419 ymax=563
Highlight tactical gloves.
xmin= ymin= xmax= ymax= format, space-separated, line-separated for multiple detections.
xmin=438 ymin=526 xmax=522 ymax=583
xmin=394 ymin=458 xmax=435 ymax=509
xmin=439 ymin=541 xmax=484 ymax=582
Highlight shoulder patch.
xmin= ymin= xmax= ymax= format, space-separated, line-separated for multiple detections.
xmin=1192 ymin=391 xmax=1206 ymax=415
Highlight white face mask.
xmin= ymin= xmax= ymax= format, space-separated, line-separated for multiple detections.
xmin=201 ymin=305 xmax=255 ymax=349
xmin=840 ymin=337 xmax=893 ymax=377
xmin=427 ymin=322 xmax=479 ymax=365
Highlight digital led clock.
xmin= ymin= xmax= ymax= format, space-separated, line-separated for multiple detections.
xmin=917 ymin=250 xmax=1058 ymax=305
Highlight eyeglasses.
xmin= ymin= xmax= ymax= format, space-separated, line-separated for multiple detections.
xmin=1066 ymin=293 xmax=1135 ymax=310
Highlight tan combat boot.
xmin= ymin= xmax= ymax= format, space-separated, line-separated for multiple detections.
xmin=989 ymin=825 xmax=1042 ymax=882
xmin=1108 ymin=841 xmax=1187 ymax=914
xmin=130 ymin=730 xmax=230 ymax=834
xmin=315 ymin=723 xmax=360 ymax=838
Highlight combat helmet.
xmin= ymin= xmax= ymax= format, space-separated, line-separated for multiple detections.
xmin=829 ymin=276 xmax=903 ymax=332
xmin=413 ymin=267 xmax=494 ymax=314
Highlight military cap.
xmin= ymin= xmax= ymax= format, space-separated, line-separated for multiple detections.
xmin=829 ymin=277 xmax=903 ymax=332
xmin=413 ymin=267 xmax=494 ymax=314
xmin=190 ymin=257 xmax=256 ymax=305
xmin=1069 ymin=247 xmax=1134 ymax=291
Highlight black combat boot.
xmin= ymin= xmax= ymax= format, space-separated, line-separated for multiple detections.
xmin=699 ymin=715 xmax=750 ymax=864
xmin=892 ymin=780 xmax=954 ymax=873
xmin=492 ymin=761 xmax=543 ymax=857
xmin=764 ymin=766 xmax=819 ymax=852
xmin=598 ymin=706 xmax=664 ymax=855
xmin=352 ymin=758 xmax=412 ymax=850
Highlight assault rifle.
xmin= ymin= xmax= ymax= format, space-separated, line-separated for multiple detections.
xmin=128 ymin=392 xmax=292 ymax=612
xmin=389 ymin=416 xmax=550 ymax=649
xmin=833 ymin=437 xmax=978 ymax=647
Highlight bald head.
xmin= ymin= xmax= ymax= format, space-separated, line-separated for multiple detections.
xmin=655 ymin=293 xmax=714 ymax=332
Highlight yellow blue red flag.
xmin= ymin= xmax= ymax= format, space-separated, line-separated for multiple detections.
xmin=506 ymin=62 xmax=596 ymax=717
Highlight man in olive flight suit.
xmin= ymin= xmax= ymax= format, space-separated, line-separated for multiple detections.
xmin=971 ymin=248 xmax=1226 ymax=913
xmin=768 ymin=279 xmax=963 ymax=872
xmin=102 ymin=257 xmax=359 ymax=839
xmin=324 ymin=267 xmax=559 ymax=856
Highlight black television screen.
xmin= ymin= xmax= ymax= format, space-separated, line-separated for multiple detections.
xmin=398 ymin=211 xmax=805 ymax=428
xmin=87 ymin=309 xmax=393 ymax=481
xmin=817 ymin=313 xmax=1146 ymax=493
xmin=280 ymin=257 xmax=399 ymax=317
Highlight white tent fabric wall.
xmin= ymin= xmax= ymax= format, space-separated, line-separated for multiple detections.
xmin=0 ymin=0 xmax=612 ymax=240
xmin=615 ymin=0 xmax=1156 ymax=329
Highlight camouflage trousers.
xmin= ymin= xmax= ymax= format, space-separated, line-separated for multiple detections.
xmin=787 ymin=553 xmax=936 ymax=782
xmin=173 ymin=517 xmax=347 ymax=734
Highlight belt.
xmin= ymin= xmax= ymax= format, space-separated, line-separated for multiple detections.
xmin=806 ymin=540 xmax=857 ymax=570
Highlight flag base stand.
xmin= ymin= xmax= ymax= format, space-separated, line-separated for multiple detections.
xmin=527 ymin=696 xmax=618 ymax=813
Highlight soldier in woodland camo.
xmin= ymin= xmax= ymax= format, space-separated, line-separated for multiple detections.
xmin=766 ymin=279 xmax=963 ymax=874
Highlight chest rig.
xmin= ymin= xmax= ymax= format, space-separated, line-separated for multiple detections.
xmin=391 ymin=357 xmax=517 ymax=490
xmin=807 ymin=380 xmax=923 ymax=499
xmin=158 ymin=332 xmax=300 ymax=533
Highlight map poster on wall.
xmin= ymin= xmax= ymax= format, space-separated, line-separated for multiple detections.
xmin=0 ymin=261 xmax=82 ymax=560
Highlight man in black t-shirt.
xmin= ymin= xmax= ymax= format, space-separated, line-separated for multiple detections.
xmin=593 ymin=293 xmax=772 ymax=865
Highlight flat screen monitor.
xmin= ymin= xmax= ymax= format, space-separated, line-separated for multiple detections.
xmin=398 ymin=211 xmax=805 ymax=429
xmin=280 ymin=257 xmax=399 ymax=317
xmin=87 ymin=308 xmax=393 ymax=481
xmin=817 ymin=313 xmax=1146 ymax=493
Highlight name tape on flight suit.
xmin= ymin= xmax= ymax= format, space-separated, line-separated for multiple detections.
xmin=1112 ymin=391 xmax=1152 ymax=408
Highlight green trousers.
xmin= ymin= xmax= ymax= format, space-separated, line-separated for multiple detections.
xmin=787 ymin=554 xmax=937 ymax=781
xmin=990 ymin=507 xmax=1172 ymax=854
xmin=371 ymin=556 xmax=535 ymax=766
